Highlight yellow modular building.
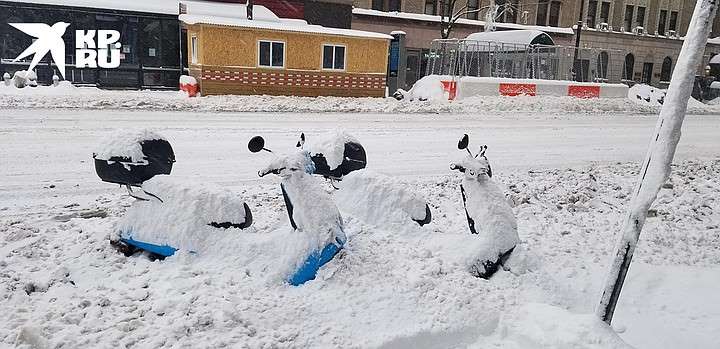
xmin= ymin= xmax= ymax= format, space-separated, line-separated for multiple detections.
xmin=180 ymin=8 xmax=392 ymax=97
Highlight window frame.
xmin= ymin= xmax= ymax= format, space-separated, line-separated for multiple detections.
xmin=257 ymin=39 xmax=286 ymax=69
xmin=321 ymin=43 xmax=347 ymax=71
xmin=190 ymin=35 xmax=198 ymax=64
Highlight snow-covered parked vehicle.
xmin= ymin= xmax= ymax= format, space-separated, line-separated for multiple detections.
xmin=248 ymin=135 xmax=347 ymax=285
xmin=306 ymin=130 xmax=432 ymax=228
xmin=94 ymin=130 xmax=252 ymax=258
xmin=450 ymin=134 xmax=519 ymax=278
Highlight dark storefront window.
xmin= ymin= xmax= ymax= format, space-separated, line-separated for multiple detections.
xmin=141 ymin=18 xmax=162 ymax=67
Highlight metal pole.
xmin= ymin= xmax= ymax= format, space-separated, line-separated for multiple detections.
xmin=573 ymin=0 xmax=586 ymax=81
xmin=596 ymin=0 xmax=718 ymax=325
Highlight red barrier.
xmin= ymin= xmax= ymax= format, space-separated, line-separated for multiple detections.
xmin=440 ymin=80 xmax=457 ymax=100
xmin=568 ymin=85 xmax=601 ymax=98
xmin=499 ymin=83 xmax=536 ymax=96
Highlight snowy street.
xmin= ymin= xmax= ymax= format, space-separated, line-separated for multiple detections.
xmin=3 ymin=108 xmax=719 ymax=206
xmin=1 ymin=104 xmax=719 ymax=348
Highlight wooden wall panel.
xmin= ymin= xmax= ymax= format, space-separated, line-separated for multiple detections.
xmin=185 ymin=24 xmax=389 ymax=74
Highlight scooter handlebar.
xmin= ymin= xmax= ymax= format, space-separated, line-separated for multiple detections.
xmin=450 ymin=163 xmax=466 ymax=172
xmin=258 ymin=167 xmax=285 ymax=177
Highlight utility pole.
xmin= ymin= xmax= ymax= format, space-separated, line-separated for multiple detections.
xmin=573 ymin=0 xmax=586 ymax=81
xmin=596 ymin=0 xmax=718 ymax=324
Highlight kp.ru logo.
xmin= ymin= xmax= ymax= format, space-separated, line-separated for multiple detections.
xmin=9 ymin=22 xmax=122 ymax=79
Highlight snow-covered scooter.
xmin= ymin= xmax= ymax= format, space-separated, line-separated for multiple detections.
xmin=248 ymin=135 xmax=347 ymax=285
xmin=94 ymin=130 xmax=253 ymax=258
xmin=450 ymin=134 xmax=519 ymax=278
xmin=302 ymin=130 xmax=432 ymax=228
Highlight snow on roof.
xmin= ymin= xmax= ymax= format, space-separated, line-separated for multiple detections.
xmin=352 ymin=8 xmax=575 ymax=35
xmin=465 ymin=30 xmax=555 ymax=46
xmin=1 ymin=0 xmax=260 ymax=16
xmin=180 ymin=14 xmax=393 ymax=40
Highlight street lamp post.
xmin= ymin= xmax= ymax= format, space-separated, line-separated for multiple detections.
xmin=573 ymin=0 xmax=586 ymax=81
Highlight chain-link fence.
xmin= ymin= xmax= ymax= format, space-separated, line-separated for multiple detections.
xmin=427 ymin=39 xmax=628 ymax=83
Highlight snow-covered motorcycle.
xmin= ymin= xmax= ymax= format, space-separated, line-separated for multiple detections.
xmin=94 ymin=130 xmax=253 ymax=258
xmin=450 ymin=134 xmax=519 ymax=278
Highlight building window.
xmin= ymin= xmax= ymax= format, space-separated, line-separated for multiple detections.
xmin=624 ymin=5 xmax=633 ymax=31
xmin=599 ymin=2 xmax=610 ymax=24
xmin=642 ymin=62 xmax=653 ymax=84
xmin=258 ymin=40 xmax=284 ymax=68
xmin=597 ymin=51 xmax=609 ymax=80
xmin=536 ymin=0 xmax=548 ymax=26
xmin=467 ymin=0 xmax=479 ymax=20
xmin=322 ymin=44 xmax=345 ymax=70
xmin=424 ymin=0 xmax=436 ymax=14
xmin=372 ymin=0 xmax=383 ymax=11
xmin=623 ymin=53 xmax=635 ymax=80
xmin=190 ymin=36 xmax=197 ymax=64
xmin=636 ymin=6 xmax=645 ymax=28
xmin=504 ymin=0 xmax=519 ymax=23
xmin=660 ymin=57 xmax=672 ymax=81
xmin=669 ymin=11 xmax=678 ymax=31
xmin=587 ymin=0 xmax=597 ymax=28
xmin=548 ymin=1 xmax=560 ymax=27
xmin=658 ymin=10 xmax=667 ymax=35
xmin=388 ymin=0 xmax=400 ymax=11
xmin=536 ymin=0 xmax=560 ymax=27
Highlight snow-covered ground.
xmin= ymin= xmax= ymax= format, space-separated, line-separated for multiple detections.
xmin=1 ymin=93 xmax=719 ymax=348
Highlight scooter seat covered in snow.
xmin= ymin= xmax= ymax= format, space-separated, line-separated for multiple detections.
xmin=305 ymin=131 xmax=367 ymax=180
xmin=311 ymin=141 xmax=366 ymax=179
xmin=94 ymin=131 xmax=175 ymax=186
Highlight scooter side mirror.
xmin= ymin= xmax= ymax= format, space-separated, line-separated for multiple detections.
xmin=248 ymin=136 xmax=265 ymax=153
xmin=458 ymin=134 xmax=469 ymax=150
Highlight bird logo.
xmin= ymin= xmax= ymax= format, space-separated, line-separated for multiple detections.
xmin=9 ymin=22 xmax=71 ymax=79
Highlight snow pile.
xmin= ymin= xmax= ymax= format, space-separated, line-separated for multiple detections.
xmin=628 ymin=84 xmax=667 ymax=106
xmin=117 ymin=176 xmax=251 ymax=253
xmin=94 ymin=129 xmax=167 ymax=162
xmin=1 ymin=159 xmax=719 ymax=347
xmin=487 ymin=303 xmax=631 ymax=348
xmin=304 ymin=130 xmax=360 ymax=170
xmin=395 ymin=75 xmax=449 ymax=101
xmin=3 ymin=86 xmax=720 ymax=114
xmin=334 ymin=169 xmax=429 ymax=229
xmin=179 ymin=75 xmax=197 ymax=85
xmin=11 ymin=70 xmax=37 ymax=89
xmin=628 ymin=83 xmax=708 ymax=109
